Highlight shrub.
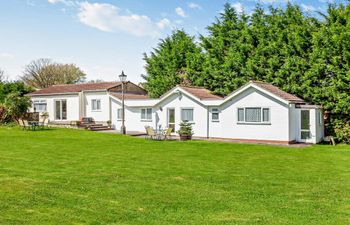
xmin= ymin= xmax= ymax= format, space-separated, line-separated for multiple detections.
xmin=333 ymin=121 xmax=350 ymax=144
xmin=4 ymin=92 xmax=31 ymax=122
xmin=0 ymin=103 xmax=7 ymax=122
xmin=177 ymin=121 xmax=194 ymax=136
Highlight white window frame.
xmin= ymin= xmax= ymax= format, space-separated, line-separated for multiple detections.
xmin=117 ymin=108 xmax=122 ymax=121
xmin=318 ymin=110 xmax=323 ymax=126
xmin=237 ymin=107 xmax=271 ymax=124
xmin=33 ymin=99 xmax=47 ymax=112
xmin=54 ymin=99 xmax=67 ymax=121
xmin=91 ymin=99 xmax=101 ymax=112
xmin=141 ymin=108 xmax=152 ymax=121
xmin=211 ymin=108 xmax=220 ymax=122
xmin=181 ymin=108 xmax=194 ymax=122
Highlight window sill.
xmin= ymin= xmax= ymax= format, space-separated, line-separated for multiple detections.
xmin=141 ymin=120 xmax=152 ymax=122
xmin=91 ymin=110 xmax=102 ymax=112
xmin=237 ymin=122 xmax=271 ymax=125
xmin=211 ymin=120 xmax=220 ymax=123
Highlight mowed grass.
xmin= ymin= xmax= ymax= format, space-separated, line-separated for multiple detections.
xmin=0 ymin=127 xmax=349 ymax=225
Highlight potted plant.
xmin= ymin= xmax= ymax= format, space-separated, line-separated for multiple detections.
xmin=177 ymin=121 xmax=194 ymax=141
xmin=107 ymin=120 xmax=112 ymax=128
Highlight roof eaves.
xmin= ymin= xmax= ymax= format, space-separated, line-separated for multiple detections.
xmin=26 ymin=92 xmax=79 ymax=96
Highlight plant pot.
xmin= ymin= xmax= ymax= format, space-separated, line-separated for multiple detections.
xmin=179 ymin=134 xmax=192 ymax=141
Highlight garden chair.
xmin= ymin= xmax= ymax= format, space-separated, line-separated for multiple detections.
xmin=23 ymin=120 xmax=32 ymax=130
xmin=145 ymin=126 xmax=157 ymax=140
xmin=163 ymin=127 xmax=173 ymax=140
xmin=144 ymin=126 xmax=149 ymax=137
xmin=18 ymin=119 xmax=28 ymax=130
xmin=39 ymin=117 xmax=49 ymax=129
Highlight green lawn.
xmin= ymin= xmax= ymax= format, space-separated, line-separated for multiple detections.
xmin=0 ymin=127 xmax=349 ymax=225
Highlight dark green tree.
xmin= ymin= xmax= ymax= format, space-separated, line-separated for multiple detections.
xmin=200 ymin=3 xmax=252 ymax=95
xmin=142 ymin=30 xmax=204 ymax=98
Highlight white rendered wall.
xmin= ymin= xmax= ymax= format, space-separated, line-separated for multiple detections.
xmin=84 ymin=91 xmax=111 ymax=122
xmin=30 ymin=95 xmax=79 ymax=122
xmin=111 ymin=98 xmax=155 ymax=132
xmin=155 ymin=93 xmax=209 ymax=137
xmin=210 ymin=87 xmax=290 ymax=142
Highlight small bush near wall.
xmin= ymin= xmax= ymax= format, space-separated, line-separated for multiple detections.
xmin=333 ymin=120 xmax=350 ymax=144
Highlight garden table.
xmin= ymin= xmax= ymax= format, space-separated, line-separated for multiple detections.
xmin=155 ymin=129 xmax=165 ymax=140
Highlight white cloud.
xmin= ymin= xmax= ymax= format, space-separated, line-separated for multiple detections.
xmin=156 ymin=18 xmax=172 ymax=29
xmin=0 ymin=53 xmax=15 ymax=60
xmin=232 ymin=2 xmax=243 ymax=14
xmin=48 ymin=0 xmax=76 ymax=7
xmin=175 ymin=7 xmax=187 ymax=18
xmin=301 ymin=4 xmax=316 ymax=12
xmin=77 ymin=2 xmax=170 ymax=37
xmin=188 ymin=2 xmax=201 ymax=9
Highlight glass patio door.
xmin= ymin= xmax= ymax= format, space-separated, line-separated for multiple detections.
xmin=167 ymin=108 xmax=175 ymax=132
xmin=300 ymin=110 xmax=310 ymax=140
xmin=55 ymin=100 xmax=67 ymax=120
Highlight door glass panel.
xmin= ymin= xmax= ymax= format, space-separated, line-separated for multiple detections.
xmin=300 ymin=110 xmax=310 ymax=140
xmin=55 ymin=101 xmax=61 ymax=120
xmin=301 ymin=131 xmax=310 ymax=139
xmin=168 ymin=109 xmax=175 ymax=132
xmin=301 ymin=110 xmax=310 ymax=130
xmin=62 ymin=100 xmax=67 ymax=120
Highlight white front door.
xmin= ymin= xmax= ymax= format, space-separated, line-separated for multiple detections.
xmin=167 ymin=108 xmax=175 ymax=132
xmin=300 ymin=110 xmax=311 ymax=141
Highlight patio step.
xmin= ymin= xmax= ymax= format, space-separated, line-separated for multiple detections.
xmin=89 ymin=126 xmax=113 ymax=131
xmin=88 ymin=124 xmax=104 ymax=127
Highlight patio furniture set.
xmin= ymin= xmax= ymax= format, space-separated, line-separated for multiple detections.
xmin=19 ymin=118 xmax=49 ymax=130
xmin=18 ymin=112 xmax=49 ymax=131
xmin=145 ymin=126 xmax=173 ymax=140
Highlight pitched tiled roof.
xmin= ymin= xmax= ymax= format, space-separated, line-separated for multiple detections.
xmin=27 ymin=82 xmax=121 ymax=96
xmin=109 ymin=92 xmax=151 ymax=100
xmin=251 ymin=81 xmax=305 ymax=103
xmin=179 ymin=86 xmax=223 ymax=100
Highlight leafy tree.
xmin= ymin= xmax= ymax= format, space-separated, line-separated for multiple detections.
xmin=3 ymin=92 xmax=31 ymax=122
xmin=0 ymin=81 xmax=33 ymax=103
xmin=200 ymin=3 xmax=251 ymax=95
xmin=142 ymin=2 xmax=350 ymax=141
xmin=142 ymin=30 xmax=204 ymax=98
xmin=0 ymin=69 xmax=7 ymax=83
xmin=0 ymin=81 xmax=32 ymax=123
xmin=21 ymin=58 xmax=86 ymax=89
xmin=304 ymin=4 xmax=350 ymax=114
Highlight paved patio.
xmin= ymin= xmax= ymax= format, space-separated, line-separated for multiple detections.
xmin=96 ymin=130 xmax=312 ymax=147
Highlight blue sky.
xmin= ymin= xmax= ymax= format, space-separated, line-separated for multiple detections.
xmin=0 ymin=0 xmax=344 ymax=83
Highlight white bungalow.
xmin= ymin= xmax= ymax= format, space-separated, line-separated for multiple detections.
xmin=27 ymin=81 xmax=324 ymax=144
